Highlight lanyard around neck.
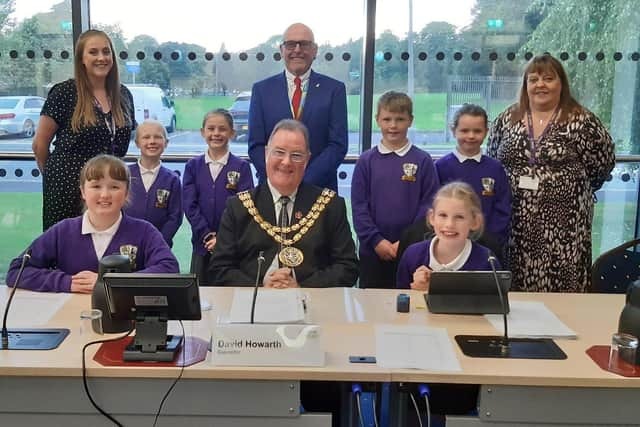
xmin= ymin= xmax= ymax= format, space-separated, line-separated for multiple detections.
xmin=94 ymin=97 xmax=117 ymax=152
xmin=526 ymin=108 xmax=559 ymax=166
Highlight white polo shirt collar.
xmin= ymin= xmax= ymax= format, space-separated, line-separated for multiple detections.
xmin=377 ymin=140 xmax=412 ymax=157
xmin=82 ymin=211 xmax=123 ymax=260
xmin=205 ymin=150 xmax=230 ymax=166
xmin=429 ymin=236 xmax=473 ymax=271
xmin=452 ymin=149 xmax=482 ymax=163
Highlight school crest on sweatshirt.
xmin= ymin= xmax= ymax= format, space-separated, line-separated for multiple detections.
xmin=226 ymin=171 xmax=241 ymax=190
xmin=481 ymin=177 xmax=495 ymax=196
xmin=155 ymin=189 xmax=170 ymax=208
xmin=401 ymin=163 xmax=417 ymax=182
xmin=119 ymin=244 xmax=138 ymax=270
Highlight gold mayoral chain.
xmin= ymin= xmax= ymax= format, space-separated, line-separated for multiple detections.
xmin=238 ymin=189 xmax=336 ymax=267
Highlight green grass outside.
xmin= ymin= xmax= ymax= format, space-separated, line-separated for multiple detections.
xmin=346 ymin=95 xmax=361 ymax=131
xmin=411 ymin=93 xmax=448 ymax=131
xmin=173 ymin=93 xmax=494 ymax=133
xmin=0 ymin=193 xmax=43 ymax=283
xmin=347 ymin=93 xmax=448 ymax=132
xmin=173 ymin=96 xmax=234 ymax=130
xmin=592 ymin=199 xmax=638 ymax=258
xmin=0 ymin=191 xmax=634 ymax=284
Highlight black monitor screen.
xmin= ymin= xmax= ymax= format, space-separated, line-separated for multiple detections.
xmin=103 ymin=273 xmax=201 ymax=321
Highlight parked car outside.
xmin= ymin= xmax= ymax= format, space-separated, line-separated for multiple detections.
xmin=0 ymin=96 xmax=45 ymax=138
xmin=229 ymin=91 xmax=250 ymax=141
xmin=125 ymin=84 xmax=177 ymax=133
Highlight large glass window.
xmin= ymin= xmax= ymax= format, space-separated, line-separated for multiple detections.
xmin=1 ymin=0 xmax=640 ymax=282
xmin=0 ymin=1 xmax=74 ymax=281
xmin=0 ymin=0 xmax=73 ymax=139
xmin=89 ymin=0 xmax=364 ymax=157
xmin=373 ymin=0 xmax=640 ymax=257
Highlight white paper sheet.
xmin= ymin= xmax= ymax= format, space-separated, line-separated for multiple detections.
xmin=0 ymin=290 xmax=70 ymax=327
xmin=229 ymin=288 xmax=305 ymax=324
xmin=375 ymin=324 xmax=461 ymax=371
xmin=485 ymin=300 xmax=577 ymax=339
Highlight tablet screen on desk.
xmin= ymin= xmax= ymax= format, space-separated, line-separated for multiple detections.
xmin=426 ymin=270 xmax=511 ymax=315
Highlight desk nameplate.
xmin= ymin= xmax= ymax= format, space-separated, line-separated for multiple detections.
xmin=212 ymin=323 xmax=325 ymax=367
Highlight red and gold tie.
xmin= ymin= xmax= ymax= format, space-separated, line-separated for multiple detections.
xmin=292 ymin=77 xmax=302 ymax=119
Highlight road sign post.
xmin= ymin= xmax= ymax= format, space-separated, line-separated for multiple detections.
xmin=126 ymin=61 xmax=141 ymax=84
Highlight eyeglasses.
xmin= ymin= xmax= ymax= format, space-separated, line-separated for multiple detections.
xmin=281 ymin=40 xmax=316 ymax=51
xmin=268 ymin=148 xmax=308 ymax=163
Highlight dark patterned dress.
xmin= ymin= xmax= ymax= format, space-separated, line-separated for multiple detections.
xmin=487 ymin=107 xmax=615 ymax=292
xmin=41 ymin=79 xmax=135 ymax=230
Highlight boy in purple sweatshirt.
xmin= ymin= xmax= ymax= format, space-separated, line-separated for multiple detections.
xmin=351 ymin=91 xmax=439 ymax=288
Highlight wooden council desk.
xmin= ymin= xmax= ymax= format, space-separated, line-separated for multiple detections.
xmin=0 ymin=286 xmax=638 ymax=426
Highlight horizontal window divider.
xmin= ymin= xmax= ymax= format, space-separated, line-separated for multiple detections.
xmin=0 ymin=153 xmax=635 ymax=164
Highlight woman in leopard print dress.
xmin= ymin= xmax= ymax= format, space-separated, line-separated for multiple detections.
xmin=487 ymin=54 xmax=615 ymax=292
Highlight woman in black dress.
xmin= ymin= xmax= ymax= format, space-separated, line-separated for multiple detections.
xmin=33 ymin=29 xmax=135 ymax=230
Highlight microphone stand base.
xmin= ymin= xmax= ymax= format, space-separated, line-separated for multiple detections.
xmin=0 ymin=328 xmax=70 ymax=350
xmin=455 ymin=335 xmax=567 ymax=360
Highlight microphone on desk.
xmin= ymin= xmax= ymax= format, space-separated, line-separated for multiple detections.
xmin=488 ymin=255 xmax=509 ymax=351
xmin=1 ymin=249 xmax=31 ymax=348
xmin=250 ymin=251 xmax=266 ymax=324
xmin=93 ymin=255 xmax=132 ymax=333
xmin=454 ymin=253 xmax=567 ymax=360
xmin=1 ymin=249 xmax=69 ymax=350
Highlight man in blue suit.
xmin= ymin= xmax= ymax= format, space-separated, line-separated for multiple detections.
xmin=248 ymin=22 xmax=348 ymax=192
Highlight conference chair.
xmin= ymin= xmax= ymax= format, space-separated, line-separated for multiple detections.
xmin=591 ymin=238 xmax=640 ymax=293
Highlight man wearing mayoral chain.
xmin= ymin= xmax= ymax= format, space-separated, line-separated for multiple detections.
xmin=209 ymin=119 xmax=358 ymax=288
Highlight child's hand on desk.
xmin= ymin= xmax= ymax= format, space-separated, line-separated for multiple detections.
xmin=375 ymin=239 xmax=397 ymax=261
xmin=264 ymin=268 xmax=298 ymax=289
xmin=71 ymin=270 xmax=98 ymax=293
xmin=410 ymin=265 xmax=431 ymax=292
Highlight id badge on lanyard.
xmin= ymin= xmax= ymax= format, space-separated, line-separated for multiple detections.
xmin=94 ymin=97 xmax=117 ymax=154
xmin=104 ymin=114 xmax=116 ymax=154
xmin=518 ymin=109 xmax=558 ymax=191
xmin=518 ymin=175 xmax=540 ymax=190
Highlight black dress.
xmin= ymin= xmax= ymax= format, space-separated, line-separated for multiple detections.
xmin=487 ymin=107 xmax=615 ymax=292
xmin=41 ymin=79 xmax=135 ymax=230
